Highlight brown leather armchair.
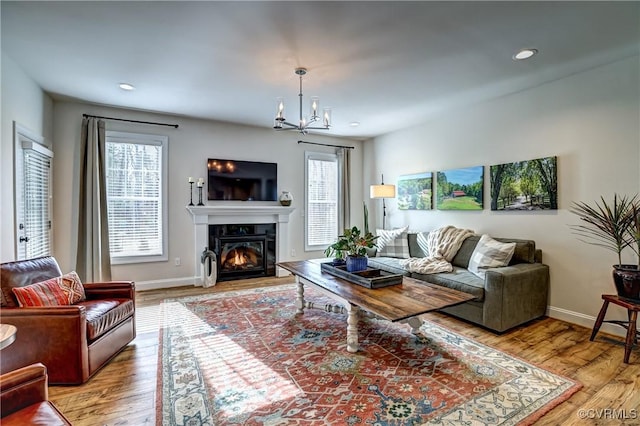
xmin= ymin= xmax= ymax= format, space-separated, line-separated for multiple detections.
xmin=0 ymin=363 xmax=72 ymax=425
xmin=0 ymin=256 xmax=136 ymax=385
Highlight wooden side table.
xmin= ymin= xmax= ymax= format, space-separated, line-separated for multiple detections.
xmin=590 ymin=294 xmax=640 ymax=363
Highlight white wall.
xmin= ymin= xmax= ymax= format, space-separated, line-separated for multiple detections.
xmin=52 ymin=101 xmax=363 ymax=284
xmin=0 ymin=52 xmax=53 ymax=262
xmin=367 ymin=56 xmax=640 ymax=324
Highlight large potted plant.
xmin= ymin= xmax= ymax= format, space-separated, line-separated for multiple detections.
xmin=324 ymin=226 xmax=378 ymax=272
xmin=570 ymin=194 xmax=640 ymax=301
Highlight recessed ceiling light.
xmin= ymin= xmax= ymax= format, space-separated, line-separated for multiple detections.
xmin=349 ymin=121 xmax=360 ymax=127
xmin=513 ymin=48 xmax=538 ymax=61
xmin=119 ymin=83 xmax=135 ymax=91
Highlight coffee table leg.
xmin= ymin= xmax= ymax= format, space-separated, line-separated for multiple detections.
xmin=347 ymin=305 xmax=359 ymax=353
xmin=403 ymin=316 xmax=424 ymax=334
xmin=295 ymin=276 xmax=305 ymax=314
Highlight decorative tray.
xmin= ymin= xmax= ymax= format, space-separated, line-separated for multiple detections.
xmin=320 ymin=262 xmax=403 ymax=289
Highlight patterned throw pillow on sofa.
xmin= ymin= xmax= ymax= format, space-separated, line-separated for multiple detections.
xmin=376 ymin=226 xmax=410 ymax=258
xmin=12 ymin=271 xmax=87 ymax=307
xmin=468 ymin=234 xmax=516 ymax=279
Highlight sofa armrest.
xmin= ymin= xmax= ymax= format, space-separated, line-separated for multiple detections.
xmin=0 ymin=307 xmax=89 ymax=383
xmin=482 ymin=263 xmax=550 ymax=332
xmin=0 ymin=363 xmax=47 ymax=417
xmin=84 ymin=281 xmax=135 ymax=300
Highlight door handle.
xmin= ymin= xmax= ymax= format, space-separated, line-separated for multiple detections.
xmin=19 ymin=236 xmax=29 ymax=243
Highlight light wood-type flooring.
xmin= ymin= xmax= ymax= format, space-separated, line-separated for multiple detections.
xmin=49 ymin=276 xmax=640 ymax=425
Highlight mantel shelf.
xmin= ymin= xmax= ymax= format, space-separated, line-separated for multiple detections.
xmin=186 ymin=205 xmax=295 ymax=217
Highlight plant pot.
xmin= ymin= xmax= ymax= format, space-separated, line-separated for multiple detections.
xmin=612 ymin=265 xmax=640 ymax=302
xmin=346 ymin=255 xmax=368 ymax=272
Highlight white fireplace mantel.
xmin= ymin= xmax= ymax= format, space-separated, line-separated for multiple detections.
xmin=186 ymin=204 xmax=295 ymax=284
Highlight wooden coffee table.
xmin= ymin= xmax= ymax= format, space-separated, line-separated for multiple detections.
xmin=277 ymin=260 xmax=475 ymax=353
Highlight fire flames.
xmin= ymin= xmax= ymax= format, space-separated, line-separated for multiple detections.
xmin=222 ymin=247 xmax=259 ymax=270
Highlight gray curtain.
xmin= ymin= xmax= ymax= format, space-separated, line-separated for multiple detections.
xmin=337 ymin=148 xmax=351 ymax=231
xmin=76 ymin=117 xmax=112 ymax=282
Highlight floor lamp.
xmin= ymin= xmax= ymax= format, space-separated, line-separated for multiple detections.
xmin=370 ymin=174 xmax=396 ymax=230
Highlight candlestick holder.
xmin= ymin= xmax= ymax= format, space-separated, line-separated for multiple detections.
xmin=197 ymin=185 xmax=204 ymax=206
xmin=188 ymin=182 xmax=194 ymax=206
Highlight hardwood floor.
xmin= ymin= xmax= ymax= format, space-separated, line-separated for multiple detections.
xmin=48 ymin=276 xmax=640 ymax=425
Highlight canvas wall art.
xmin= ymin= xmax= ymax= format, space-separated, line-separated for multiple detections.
xmin=436 ymin=166 xmax=484 ymax=210
xmin=397 ymin=172 xmax=433 ymax=210
xmin=490 ymin=156 xmax=557 ymax=211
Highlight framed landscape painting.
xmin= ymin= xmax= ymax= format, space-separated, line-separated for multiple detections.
xmin=490 ymin=156 xmax=557 ymax=211
xmin=436 ymin=166 xmax=483 ymax=210
xmin=397 ymin=172 xmax=433 ymax=210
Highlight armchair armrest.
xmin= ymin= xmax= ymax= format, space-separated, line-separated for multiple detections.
xmin=83 ymin=281 xmax=135 ymax=300
xmin=0 ymin=363 xmax=47 ymax=417
xmin=483 ymin=263 xmax=550 ymax=332
xmin=0 ymin=307 xmax=88 ymax=384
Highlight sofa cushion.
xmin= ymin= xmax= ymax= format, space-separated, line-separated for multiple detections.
xmin=452 ymin=235 xmax=537 ymax=267
xmin=11 ymin=272 xmax=86 ymax=307
xmin=468 ymin=235 xmax=516 ymax=279
xmin=366 ymin=257 xmax=410 ymax=276
xmin=411 ymin=267 xmax=485 ymax=301
xmin=375 ymin=227 xmax=410 ymax=258
xmin=407 ymin=232 xmax=430 ymax=258
xmin=494 ymin=238 xmax=536 ymax=264
xmin=451 ymin=235 xmax=480 ymax=268
xmin=77 ymin=299 xmax=135 ymax=341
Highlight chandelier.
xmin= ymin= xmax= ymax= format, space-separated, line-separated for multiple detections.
xmin=273 ymin=67 xmax=331 ymax=135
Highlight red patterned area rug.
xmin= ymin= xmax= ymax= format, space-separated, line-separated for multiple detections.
xmin=157 ymin=284 xmax=580 ymax=425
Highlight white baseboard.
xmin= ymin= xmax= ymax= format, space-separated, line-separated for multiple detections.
xmin=135 ymin=272 xmax=292 ymax=291
xmin=547 ymin=305 xmax=627 ymax=338
xmin=135 ymin=276 xmax=199 ymax=291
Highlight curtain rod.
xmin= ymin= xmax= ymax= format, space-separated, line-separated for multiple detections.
xmin=298 ymin=140 xmax=354 ymax=149
xmin=82 ymin=114 xmax=179 ymax=128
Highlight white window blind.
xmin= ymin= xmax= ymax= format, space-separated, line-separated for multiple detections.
xmin=21 ymin=144 xmax=53 ymax=259
xmin=305 ymin=152 xmax=339 ymax=250
xmin=106 ymin=131 xmax=168 ymax=264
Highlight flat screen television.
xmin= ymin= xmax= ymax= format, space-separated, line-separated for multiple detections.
xmin=207 ymin=159 xmax=277 ymax=201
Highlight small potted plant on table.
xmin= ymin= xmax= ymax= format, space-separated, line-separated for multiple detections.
xmin=324 ymin=226 xmax=378 ymax=272
xmin=571 ymin=194 xmax=640 ymax=301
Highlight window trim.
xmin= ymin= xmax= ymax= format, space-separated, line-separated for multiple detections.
xmin=105 ymin=131 xmax=168 ymax=265
xmin=304 ymin=150 xmax=339 ymax=252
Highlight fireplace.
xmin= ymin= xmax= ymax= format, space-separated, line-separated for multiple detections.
xmin=209 ymin=224 xmax=276 ymax=281
xmin=186 ymin=205 xmax=294 ymax=286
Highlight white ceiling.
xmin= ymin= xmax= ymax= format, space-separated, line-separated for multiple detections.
xmin=2 ymin=1 xmax=639 ymax=139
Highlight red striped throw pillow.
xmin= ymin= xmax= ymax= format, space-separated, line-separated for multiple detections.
xmin=12 ymin=271 xmax=86 ymax=307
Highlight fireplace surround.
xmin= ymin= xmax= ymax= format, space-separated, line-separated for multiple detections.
xmin=186 ymin=205 xmax=295 ymax=285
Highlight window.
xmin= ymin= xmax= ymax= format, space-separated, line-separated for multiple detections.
xmin=305 ymin=151 xmax=339 ymax=251
xmin=105 ymin=131 xmax=168 ymax=264
xmin=14 ymin=124 xmax=53 ymax=260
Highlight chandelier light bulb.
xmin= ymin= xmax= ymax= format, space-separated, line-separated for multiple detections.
xmin=310 ymin=96 xmax=319 ymax=118
xmin=323 ymin=108 xmax=331 ymax=127
xmin=275 ymin=98 xmax=285 ymax=120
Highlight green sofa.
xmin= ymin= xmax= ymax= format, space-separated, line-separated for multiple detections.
xmin=367 ymin=233 xmax=550 ymax=332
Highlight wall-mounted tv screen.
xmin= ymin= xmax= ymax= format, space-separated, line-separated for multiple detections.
xmin=207 ymin=159 xmax=277 ymax=201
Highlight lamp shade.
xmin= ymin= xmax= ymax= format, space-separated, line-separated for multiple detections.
xmin=370 ymin=184 xmax=396 ymax=199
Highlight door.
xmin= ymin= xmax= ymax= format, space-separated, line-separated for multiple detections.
xmin=14 ymin=123 xmax=53 ymax=260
